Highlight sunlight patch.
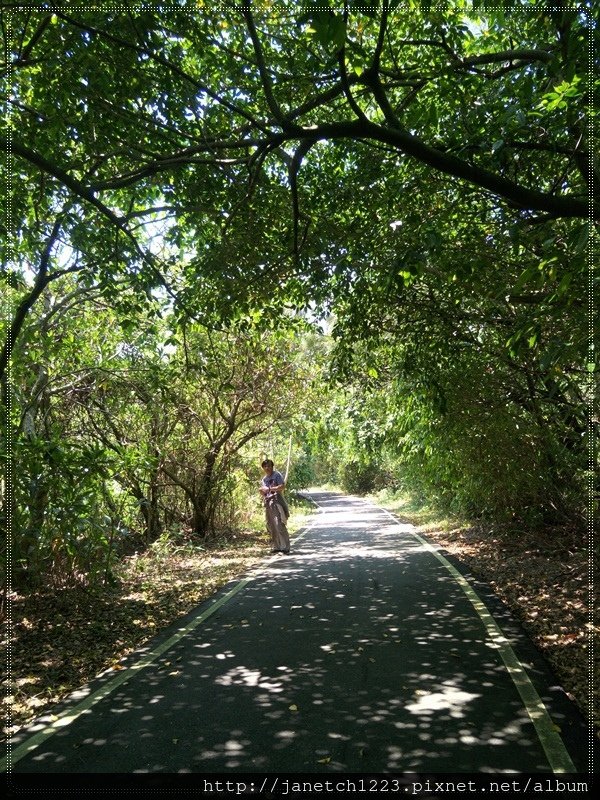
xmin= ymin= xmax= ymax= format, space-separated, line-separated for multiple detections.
xmin=405 ymin=685 xmax=480 ymax=719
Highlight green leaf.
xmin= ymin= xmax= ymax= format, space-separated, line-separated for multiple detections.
xmin=555 ymin=272 xmax=573 ymax=296
xmin=329 ymin=15 xmax=347 ymax=48
xmin=427 ymin=104 xmax=438 ymax=129
xmin=512 ymin=267 xmax=536 ymax=293
xmin=310 ymin=11 xmax=346 ymax=49
xmin=573 ymin=223 xmax=590 ymax=255
xmin=4 ymin=270 xmax=25 ymax=289
xmin=350 ymin=0 xmax=380 ymax=17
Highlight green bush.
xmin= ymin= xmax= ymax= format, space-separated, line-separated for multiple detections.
xmin=288 ymin=455 xmax=316 ymax=489
xmin=341 ymin=459 xmax=379 ymax=495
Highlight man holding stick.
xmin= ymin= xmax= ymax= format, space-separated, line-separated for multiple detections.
xmin=259 ymin=459 xmax=290 ymax=554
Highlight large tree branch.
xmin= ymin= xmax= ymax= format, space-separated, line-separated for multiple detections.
xmin=241 ymin=2 xmax=289 ymax=127
xmin=288 ymin=77 xmax=358 ymax=121
xmin=505 ymin=139 xmax=581 ymax=157
xmin=337 ymin=18 xmax=369 ymax=124
xmin=12 ymin=141 xmax=204 ymax=316
xmin=371 ymin=0 xmax=389 ymax=75
xmin=289 ymin=139 xmax=317 ymax=257
xmin=280 ymin=120 xmax=592 ymax=219
xmin=40 ymin=280 xmax=129 ymax=327
xmin=362 ymin=68 xmax=403 ymax=130
xmin=89 ymin=136 xmax=259 ymax=192
xmin=1 ymin=218 xmax=63 ymax=382
xmin=161 ymin=463 xmax=195 ymax=502
xmin=176 ymin=401 xmax=213 ymax=441
xmin=13 ymin=141 xmax=129 ymax=230
xmin=389 ymin=38 xmax=553 ymax=66
xmin=228 ymin=425 xmax=270 ymax=456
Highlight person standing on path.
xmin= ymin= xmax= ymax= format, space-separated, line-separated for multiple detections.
xmin=260 ymin=459 xmax=290 ymax=554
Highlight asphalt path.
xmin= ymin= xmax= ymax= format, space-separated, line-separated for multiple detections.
xmin=7 ymin=491 xmax=588 ymax=776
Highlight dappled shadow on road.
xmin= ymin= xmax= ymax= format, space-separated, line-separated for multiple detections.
xmin=14 ymin=493 xmax=571 ymax=774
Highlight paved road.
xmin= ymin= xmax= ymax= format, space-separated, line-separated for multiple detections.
xmin=8 ymin=492 xmax=587 ymax=775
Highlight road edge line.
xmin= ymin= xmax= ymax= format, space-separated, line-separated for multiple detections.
xmin=4 ymin=501 xmax=323 ymax=772
xmin=375 ymin=502 xmax=576 ymax=774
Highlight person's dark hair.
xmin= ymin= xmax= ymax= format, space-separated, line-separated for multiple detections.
xmin=261 ymin=459 xmax=274 ymax=468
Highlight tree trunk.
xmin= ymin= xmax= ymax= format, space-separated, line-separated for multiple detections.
xmin=191 ymin=450 xmax=219 ymax=537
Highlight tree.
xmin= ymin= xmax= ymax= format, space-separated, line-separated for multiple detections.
xmin=315 ymin=171 xmax=591 ymax=521
xmin=157 ymin=323 xmax=315 ymax=536
xmin=2 ymin=2 xmax=593 ymax=586
xmin=9 ymin=4 xmax=594 ymax=224
xmin=3 ymin=253 xmax=319 ymax=588
xmin=4 ymin=4 xmax=594 ymax=312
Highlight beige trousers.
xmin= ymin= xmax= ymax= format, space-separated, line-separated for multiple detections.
xmin=265 ymin=497 xmax=290 ymax=551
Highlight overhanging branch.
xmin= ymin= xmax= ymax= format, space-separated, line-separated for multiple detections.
xmin=278 ymin=120 xmax=592 ymax=220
